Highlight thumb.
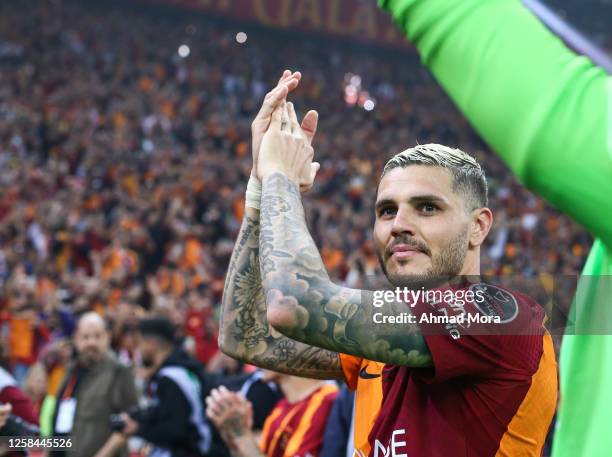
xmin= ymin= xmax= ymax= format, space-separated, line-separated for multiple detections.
xmin=300 ymin=110 xmax=318 ymax=144
xmin=310 ymin=162 xmax=320 ymax=182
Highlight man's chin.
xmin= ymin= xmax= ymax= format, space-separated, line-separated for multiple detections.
xmin=79 ymin=354 xmax=101 ymax=367
xmin=386 ymin=261 xmax=429 ymax=280
xmin=384 ymin=262 xmax=443 ymax=288
xmin=387 ymin=273 xmax=431 ymax=288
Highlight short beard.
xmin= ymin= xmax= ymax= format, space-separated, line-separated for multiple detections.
xmin=78 ymin=351 xmax=102 ymax=368
xmin=378 ymin=229 xmax=468 ymax=288
xmin=142 ymin=355 xmax=155 ymax=368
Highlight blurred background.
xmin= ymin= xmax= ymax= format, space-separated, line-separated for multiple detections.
xmin=0 ymin=0 xmax=609 ymax=455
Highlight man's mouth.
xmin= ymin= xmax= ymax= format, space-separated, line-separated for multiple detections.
xmin=389 ymin=244 xmax=425 ymax=260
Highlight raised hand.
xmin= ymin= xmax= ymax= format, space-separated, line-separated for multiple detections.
xmin=251 ymin=70 xmax=319 ymax=191
xmin=250 ymin=70 xmax=301 ymax=178
xmin=256 ymin=101 xmax=318 ymax=186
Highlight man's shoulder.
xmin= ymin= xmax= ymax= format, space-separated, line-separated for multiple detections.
xmin=104 ymin=353 xmax=134 ymax=373
xmin=467 ymin=282 xmax=545 ymax=326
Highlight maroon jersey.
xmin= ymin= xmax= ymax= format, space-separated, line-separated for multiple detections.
xmin=368 ymin=283 xmax=557 ymax=457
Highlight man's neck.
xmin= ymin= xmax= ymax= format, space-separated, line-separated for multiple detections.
xmin=278 ymin=376 xmax=327 ymax=404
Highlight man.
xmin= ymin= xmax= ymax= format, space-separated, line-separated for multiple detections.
xmin=49 ymin=312 xmax=138 ymax=457
xmin=119 ymin=317 xmax=213 ymax=457
xmin=219 ymin=71 xmax=557 ymax=456
xmin=374 ymin=1 xmax=612 ymax=455
xmin=206 ymin=371 xmax=337 ymax=457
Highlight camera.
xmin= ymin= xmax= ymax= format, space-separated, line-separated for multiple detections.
xmin=109 ymin=405 xmax=154 ymax=432
xmin=0 ymin=414 xmax=40 ymax=436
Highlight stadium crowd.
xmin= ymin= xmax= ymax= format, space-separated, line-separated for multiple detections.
xmin=0 ymin=0 xmax=593 ymax=455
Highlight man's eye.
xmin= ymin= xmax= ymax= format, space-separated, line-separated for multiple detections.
xmin=419 ymin=203 xmax=439 ymax=214
xmin=378 ymin=207 xmax=396 ymax=217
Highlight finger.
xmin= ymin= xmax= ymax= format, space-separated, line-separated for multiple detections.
xmin=285 ymin=71 xmax=301 ymax=93
xmin=280 ymin=69 xmax=299 ymax=83
xmin=269 ymin=103 xmax=283 ymax=131
xmin=225 ymin=394 xmax=241 ymax=410
xmin=300 ymin=110 xmax=318 ymax=145
xmin=277 ymin=70 xmax=301 ymax=86
xmin=211 ymin=388 xmax=225 ymax=403
xmin=281 ymin=101 xmax=290 ymax=133
xmin=206 ymin=404 xmax=221 ymax=419
xmin=310 ymin=162 xmax=320 ymax=183
xmin=256 ymin=84 xmax=289 ymax=123
xmin=287 ymin=102 xmax=301 ymax=137
xmin=233 ymin=393 xmax=249 ymax=408
xmin=277 ymin=69 xmax=291 ymax=85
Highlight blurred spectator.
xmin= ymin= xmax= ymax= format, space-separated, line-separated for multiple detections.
xmin=0 ymin=366 xmax=39 ymax=428
xmin=22 ymin=363 xmax=47 ymax=415
xmin=206 ymin=371 xmax=338 ymax=457
xmin=0 ymin=366 xmax=39 ymax=456
xmin=320 ymin=384 xmax=355 ymax=457
xmin=203 ymin=369 xmax=283 ymax=457
xmin=47 ymin=312 xmax=138 ymax=457
xmin=118 ymin=317 xmax=212 ymax=457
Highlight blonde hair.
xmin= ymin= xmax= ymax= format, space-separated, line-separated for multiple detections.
xmin=382 ymin=143 xmax=488 ymax=209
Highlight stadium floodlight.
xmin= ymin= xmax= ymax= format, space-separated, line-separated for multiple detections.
xmin=364 ymin=99 xmax=376 ymax=111
xmin=178 ymin=44 xmax=190 ymax=58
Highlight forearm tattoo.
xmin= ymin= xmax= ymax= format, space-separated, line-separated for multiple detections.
xmin=259 ymin=172 xmax=432 ymax=367
xmin=220 ymin=209 xmax=343 ymax=379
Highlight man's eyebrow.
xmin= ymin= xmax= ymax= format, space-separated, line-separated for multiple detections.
xmin=408 ymin=194 xmax=448 ymax=205
xmin=375 ymin=195 xmax=449 ymax=210
xmin=374 ymin=199 xmax=396 ymax=211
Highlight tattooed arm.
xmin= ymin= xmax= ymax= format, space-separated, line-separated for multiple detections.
xmin=218 ymin=71 xmax=342 ymax=379
xmin=259 ymin=172 xmax=432 ymax=367
xmin=219 ymin=206 xmax=344 ymax=379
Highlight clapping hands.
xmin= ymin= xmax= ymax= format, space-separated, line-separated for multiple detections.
xmin=251 ymin=70 xmax=320 ymax=192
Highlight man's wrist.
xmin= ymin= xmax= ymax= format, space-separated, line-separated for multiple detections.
xmin=245 ymin=175 xmax=262 ymax=210
xmin=232 ymin=433 xmax=257 ymax=453
xmin=261 ymin=170 xmax=299 ymax=186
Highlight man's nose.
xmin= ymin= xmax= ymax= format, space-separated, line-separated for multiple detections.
xmin=390 ymin=206 xmax=417 ymax=237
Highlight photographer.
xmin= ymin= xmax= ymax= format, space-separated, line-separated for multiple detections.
xmin=118 ymin=317 xmax=212 ymax=457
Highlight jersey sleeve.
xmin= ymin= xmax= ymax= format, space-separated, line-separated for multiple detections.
xmin=378 ymin=0 xmax=612 ymax=248
xmin=338 ymin=353 xmax=363 ymax=390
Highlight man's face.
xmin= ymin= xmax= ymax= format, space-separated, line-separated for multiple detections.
xmin=74 ymin=320 xmax=109 ymax=367
xmin=373 ymin=165 xmax=471 ymax=286
xmin=138 ymin=335 xmax=158 ymax=368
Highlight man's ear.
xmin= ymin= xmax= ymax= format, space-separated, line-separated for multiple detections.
xmin=469 ymin=207 xmax=493 ymax=248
